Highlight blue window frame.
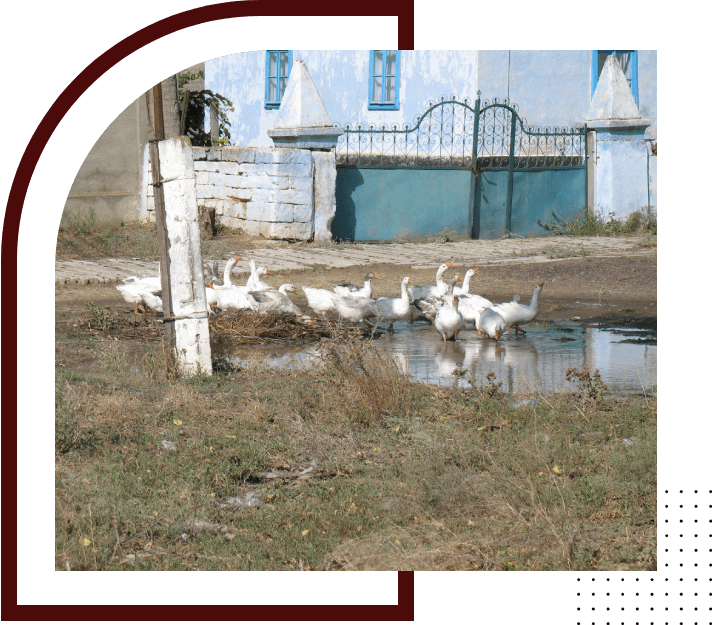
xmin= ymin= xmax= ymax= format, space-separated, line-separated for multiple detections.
xmin=369 ymin=50 xmax=400 ymax=110
xmin=265 ymin=50 xmax=292 ymax=109
xmin=592 ymin=50 xmax=638 ymax=106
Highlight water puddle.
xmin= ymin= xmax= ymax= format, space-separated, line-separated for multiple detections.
xmin=221 ymin=320 xmax=656 ymax=396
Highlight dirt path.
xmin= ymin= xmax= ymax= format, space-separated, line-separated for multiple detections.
xmin=56 ymin=252 xmax=656 ymax=326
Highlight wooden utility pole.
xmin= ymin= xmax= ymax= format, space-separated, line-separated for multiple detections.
xmin=145 ymin=84 xmax=176 ymax=352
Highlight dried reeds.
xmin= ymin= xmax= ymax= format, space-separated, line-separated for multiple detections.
xmin=321 ymin=338 xmax=413 ymax=423
xmin=209 ymin=311 xmax=374 ymax=346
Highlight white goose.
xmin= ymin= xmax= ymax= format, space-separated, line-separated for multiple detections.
xmin=213 ymin=286 xmax=258 ymax=312
xmin=122 ymin=273 xmax=162 ymax=292
xmin=371 ymin=276 xmax=412 ymax=332
xmin=246 ymin=267 xmax=274 ymax=293
xmin=477 ymin=307 xmax=508 ymax=340
xmin=205 ymin=284 xmax=219 ymax=309
xmin=251 ymin=284 xmax=304 ymax=317
xmin=302 ymin=287 xmax=339 ymax=319
xmin=409 ymin=263 xmax=453 ymax=301
xmin=434 ymin=293 xmax=465 ymax=341
xmin=414 ymin=275 xmax=461 ymax=324
xmin=491 ymin=282 xmax=545 ymax=334
xmin=139 ymin=289 xmax=163 ymax=315
xmin=457 ymin=292 xmax=495 ymax=328
xmin=212 ymin=256 xmax=242 ymax=291
xmin=332 ymin=294 xmax=376 ymax=324
xmin=453 ymin=268 xmax=479 ymax=297
xmin=116 ymin=281 xmax=163 ymax=315
xmin=333 ymin=272 xmax=380 ymax=299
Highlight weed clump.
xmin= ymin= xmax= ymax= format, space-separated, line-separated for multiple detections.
xmin=538 ymin=207 xmax=657 ymax=237
xmin=565 ymin=367 xmax=608 ymax=403
xmin=322 ymin=339 xmax=413 ymax=424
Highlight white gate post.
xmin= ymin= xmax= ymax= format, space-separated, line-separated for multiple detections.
xmin=580 ymin=56 xmax=652 ymax=220
xmin=158 ymin=136 xmax=213 ymax=376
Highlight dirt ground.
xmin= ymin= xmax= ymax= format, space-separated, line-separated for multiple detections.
xmin=56 ymin=242 xmax=657 ymax=328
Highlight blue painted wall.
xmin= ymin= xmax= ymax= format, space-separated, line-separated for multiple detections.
xmin=207 ymin=50 xmax=656 ymax=146
xmin=333 ymin=168 xmax=475 ymax=241
xmin=206 ymin=50 xmax=480 ymax=147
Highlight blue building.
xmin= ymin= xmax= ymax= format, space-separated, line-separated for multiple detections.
xmin=205 ymin=51 xmax=657 ymax=240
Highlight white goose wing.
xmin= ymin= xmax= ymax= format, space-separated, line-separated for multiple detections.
xmin=302 ymin=287 xmax=339 ymax=317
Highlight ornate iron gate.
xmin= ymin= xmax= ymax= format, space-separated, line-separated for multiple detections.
xmin=475 ymin=96 xmax=587 ymax=237
xmin=334 ymin=94 xmax=588 ymax=240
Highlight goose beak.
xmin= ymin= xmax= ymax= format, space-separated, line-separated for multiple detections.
xmin=538 ymin=282 xmax=545 ymax=287
xmin=473 ymin=268 xmax=480 ymax=274
xmin=445 ymin=263 xmax=453 ymax=268
xmin=374 ymin=274 xmax=380 ymax=279
xmin=495 ymin=329 xmax=500 ymax=340
xmin=266 ymin=270 xmax=273 ymax=275
xmin=233 ymin=256 xmax=241 ymax=261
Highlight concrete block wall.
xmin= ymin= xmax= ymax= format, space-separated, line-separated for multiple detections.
xmin=145 ymin=145 xmax=323 ymax=240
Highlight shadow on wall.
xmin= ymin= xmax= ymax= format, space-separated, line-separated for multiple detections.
xmin=332 ymin=168 xmax=365 ymax=241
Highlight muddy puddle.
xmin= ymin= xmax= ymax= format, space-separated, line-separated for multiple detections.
xmin=221 ymin=320 xmax=656 ymax=395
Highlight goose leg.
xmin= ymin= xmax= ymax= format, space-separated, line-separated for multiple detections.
xmin=387 ymin=322 xmax=394 ymax=332
xmin=134 ymin=302 xmax=139 ymax=315
xmin=514 ymin=325 xmax=526 ymax=334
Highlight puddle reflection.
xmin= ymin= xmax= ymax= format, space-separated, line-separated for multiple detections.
xmin=224 ymin=320 xmax=656 ymax=395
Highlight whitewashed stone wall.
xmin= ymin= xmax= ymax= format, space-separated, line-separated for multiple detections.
xmin=145 ymin=145 xmax=327 ymax=240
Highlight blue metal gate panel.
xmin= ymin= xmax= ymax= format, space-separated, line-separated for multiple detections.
xmin=333 ymin=168 xmax=475 ymax=241
xmin=475 ymin=168 xmax=587 ymax=239
xmin=511 ymin=169 xmax=587 ymax=237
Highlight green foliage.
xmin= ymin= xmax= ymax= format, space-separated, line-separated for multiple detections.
xmin=177 ymin=70 xmax=234 ymax=147
xmin=538 ymin=207 xmax=657 ymax=237
xmin=84 ymin=302 xmax=115 ymax=331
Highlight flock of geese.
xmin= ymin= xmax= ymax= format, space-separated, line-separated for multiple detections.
xmin=117 ymin=258 xmax=544 ymax=342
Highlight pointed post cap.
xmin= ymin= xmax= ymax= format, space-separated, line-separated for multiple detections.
xmin=268 ymin=60 xmax=344 ymax=149
xmin=584 ymin=55 xmax=651 ymax=130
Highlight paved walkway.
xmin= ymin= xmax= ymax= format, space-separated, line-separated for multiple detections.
xmin=55 ymin=236 xmax=655 ymax=286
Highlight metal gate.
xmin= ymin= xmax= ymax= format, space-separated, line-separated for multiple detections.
xmin=333 ymin=94 xmax=587 ymax=241
xmin=475 ymin=97 xmax=587 ymax=238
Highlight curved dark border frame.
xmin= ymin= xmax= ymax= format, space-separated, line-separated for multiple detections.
xmin=3 ymin=1 xmax=415 ymax=620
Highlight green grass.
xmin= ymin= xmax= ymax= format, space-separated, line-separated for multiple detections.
xmin=55 ymin=328 xmax=656 ymax=571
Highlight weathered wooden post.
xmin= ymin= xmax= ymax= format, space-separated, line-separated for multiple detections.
xmin=145 ymin=84 xmax=176 ymax=352
xmin=146 ymin=83 xmax=212 ymax=376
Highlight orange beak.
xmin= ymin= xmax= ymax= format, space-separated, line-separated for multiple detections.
xmin=446 ymin=263 xmax=453 ymax=268
xmin=266 ymin=270 xmax=273 ymax=275
xmin=473 ymin=268 xmax=480 ymax=274
xmin=233 ymin=256 xmax=241 ymax=261
xmin=495 ymin=329 xmax=500 ymax=340
xmin=374 ymin=274 xmax=380 ymax=279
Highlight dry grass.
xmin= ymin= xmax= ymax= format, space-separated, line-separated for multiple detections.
xmin=55 ymin=313 xmax=656 ymax=572
xmin=209 ymin=311 xmax=375 ymax=346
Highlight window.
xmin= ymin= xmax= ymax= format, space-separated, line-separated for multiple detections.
xmin=265 ymin=50 xmax=292 ymax=108
xmin=592 ymin=50 xmax=638 ymax=106
xmin=369 ymin=50 xmax=400 ymax=110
